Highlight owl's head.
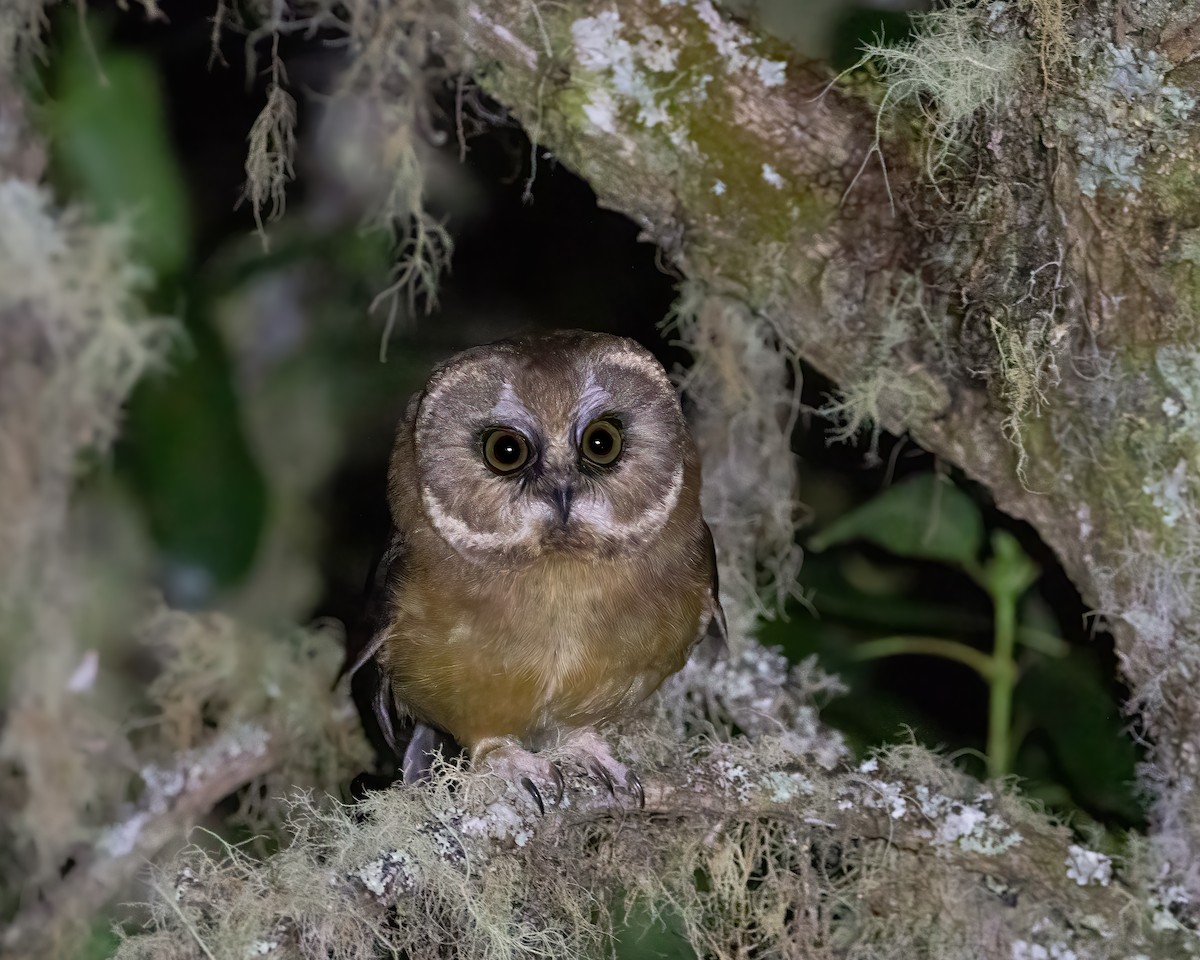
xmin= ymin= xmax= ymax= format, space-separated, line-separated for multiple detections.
xmin=400 ymin=331 xmax=697 ymax=561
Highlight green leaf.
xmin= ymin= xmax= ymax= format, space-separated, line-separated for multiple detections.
xmin=118 ymin=298 xmax=267 ymax=594
xmin=49 ymin=17 xmax=190 ymax=281
xmin=808 ymin=474 xmax=984 ymax=566
xmin=801 ymin=553 xmax=989 ymax=635
xmin=1016 ymin=651 xmax=1145 ymax=825
xmin=613 ymin=900 xmax=696 ymax=960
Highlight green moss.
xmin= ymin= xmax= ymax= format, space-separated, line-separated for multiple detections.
xmin=682 ymin=106 xmax=831 ymax=238
xmin=1151 ymin=154 xmax=1200 ymax=224
xmin=549 ymin=81 xmax=596 ymax=134
xmin=536 ymin=4 xmax=837 ymax=285
xmin=1167 ymin=259 xmax=1200 ymax=324
xmin=1067 ymin=346 xmax=1200 ymax=540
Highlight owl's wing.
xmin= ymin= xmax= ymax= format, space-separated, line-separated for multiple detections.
xmin=695 ymin=521 xmax=729 ymax=661
xmin=340 ymin=527 xmax=404 ymax=682
xmin=340 ymin=527 xmax=459 ymax=785
xmin=339 ymin=527 xmax=408 ymax=756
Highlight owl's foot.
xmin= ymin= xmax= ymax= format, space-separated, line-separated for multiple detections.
xmin=558 ymin=728 xmax=645 ymax=808
xmin=472 ymin=738 xmax=564 ymax=815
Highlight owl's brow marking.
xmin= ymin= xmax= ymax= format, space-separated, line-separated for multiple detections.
xmin=603 ymin=348 xmax=669 ymax=378
xmin=601 ymin=350 xmax=679 ymax=403
xmin=427 ymin=355 xmax=493 ymax=398
xmin=490 ymin=382 xmax=540 ymax=439
xmin=573 ymin=374 xmax=614 ymax=441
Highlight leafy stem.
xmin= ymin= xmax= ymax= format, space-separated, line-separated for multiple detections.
xmin=852 ymin=635 xmax=997 ymax=680
xmin=987 ymin=580 xmax=1019 ymax=779
xmin=811 ymin=475 xmax=1044 ymax=779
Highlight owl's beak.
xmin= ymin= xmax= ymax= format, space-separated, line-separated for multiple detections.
xmin=548 ymin=484 xmax=574 ymax=524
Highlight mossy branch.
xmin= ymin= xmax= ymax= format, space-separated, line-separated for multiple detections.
xmin=0 ymin=726 xmax=280 ymax=960
xmin=112 ymin=737 xmax=1180 ymax=960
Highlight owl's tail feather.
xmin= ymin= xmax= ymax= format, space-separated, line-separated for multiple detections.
xmin=373 ymin=677 xmax=401 ymax=755
xmin=366 ymin=673 xmax=462 ymax=786
xmin=400 ymin=722 xmax=459 ymax=784
xmin=340 ymin=627 xmax=388 ymax=685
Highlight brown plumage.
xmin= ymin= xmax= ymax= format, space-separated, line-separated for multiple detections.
xmin=345 ymin=331 xmax=724 ymax=799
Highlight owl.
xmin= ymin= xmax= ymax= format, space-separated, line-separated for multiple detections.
xmin=344 ymin=331 xmax=725 ymax=807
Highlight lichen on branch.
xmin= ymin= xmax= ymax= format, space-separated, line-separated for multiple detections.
xmin=113 ymin=720 xmax=1184 ymax=960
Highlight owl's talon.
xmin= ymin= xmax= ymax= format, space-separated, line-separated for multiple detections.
xmin=549 ymin=762 xmax=566 ymax=803
xmin=590 ymin=760 xmax=617 ymax=797
xmin=521 ymin=776 xmax=545 ymax=816
xmin=626 ymin=770 xmax=645 ymax=808
xmin=475 ymin=741 xmax=562 ymax=813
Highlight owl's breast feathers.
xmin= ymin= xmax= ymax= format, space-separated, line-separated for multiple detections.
xmin=374 ymin=509 xmax=719 ymax=753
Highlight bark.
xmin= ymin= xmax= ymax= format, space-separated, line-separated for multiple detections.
xmin=462 ymin=0 xmax=1200 ymax=905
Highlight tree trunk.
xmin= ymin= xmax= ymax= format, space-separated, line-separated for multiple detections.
xmin=463 ymin=0 xmax=1200 ymax=904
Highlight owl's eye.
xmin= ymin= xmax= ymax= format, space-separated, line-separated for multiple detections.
xmin=580 ymin=418 xmax=623 ymax=467
xmin=482 ymin=428 xmax=531 ymax=474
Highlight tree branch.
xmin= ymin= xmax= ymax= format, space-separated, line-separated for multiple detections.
xmin=1 ymin=725 xmax=279 ymax=960
xmin=124 ymin=738 xmax=1183 ymax=959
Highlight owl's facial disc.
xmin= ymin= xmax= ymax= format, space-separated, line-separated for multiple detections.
xmin=413 ymin=332 xmax=693 ymax=561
